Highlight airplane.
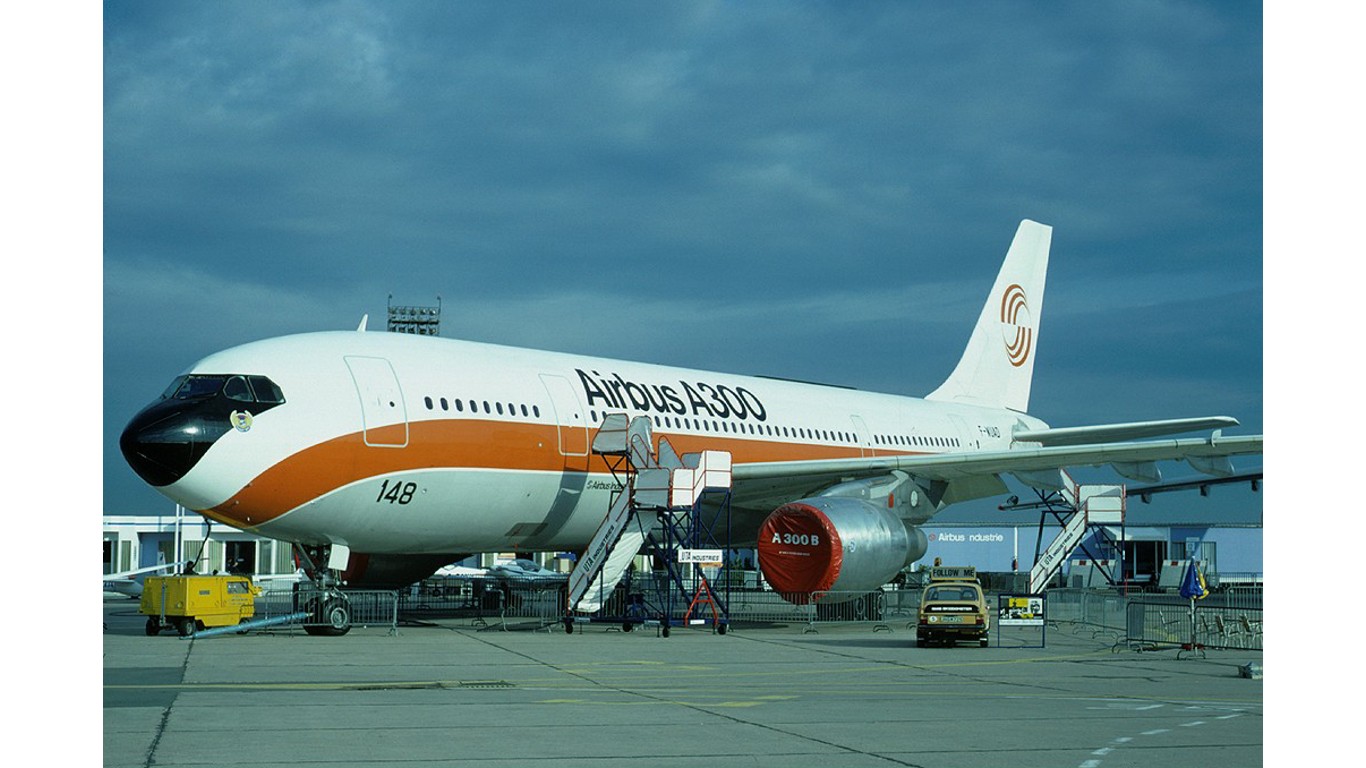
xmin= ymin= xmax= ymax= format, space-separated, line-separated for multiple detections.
xmin=487 ymin=558 xmax=568 ymax=583
xmin=103 ymin=561 xmax=189 ymax=599
xmin=119 ymin=219 xmax=1262 ymax=632
xmin=428 ymin=558 xmax=566 ymax=583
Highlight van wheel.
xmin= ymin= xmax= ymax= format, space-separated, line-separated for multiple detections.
xmin=145 ymin=618 xmax=161 ymax=636
xmin=178 ymin=618 xmax=197 ymax=637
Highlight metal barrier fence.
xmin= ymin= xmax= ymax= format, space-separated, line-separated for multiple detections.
xmin=1044 ymin=587 xmax=1263 ymax=651
xmin=1121 ymin=600 xmax=1263 ymax=651
xmin=241 ymin=578 xmax=1262 ymax=650
xmin=254 ymin=587 xmax=400 ymax=633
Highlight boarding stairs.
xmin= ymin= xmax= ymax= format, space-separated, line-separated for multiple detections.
xmin=566 ymin=414 xmax=732 ymax=614
xmin=1029 ymin=472 xmax=1126 ymax=593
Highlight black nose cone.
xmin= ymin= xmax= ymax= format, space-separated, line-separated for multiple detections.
xmin=120 ymin=402 xmax=229 ymax=487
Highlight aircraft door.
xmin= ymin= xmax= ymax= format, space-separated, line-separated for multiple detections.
xmin=949 ymin=414 xmax=976 ymax=450
xmin=344 ymin=356 xmax=409 ymax=447
xmin=539 ymin=373 xmax=589 ymax=456
xmin=850 ymin=415 xmax=873 ymax=457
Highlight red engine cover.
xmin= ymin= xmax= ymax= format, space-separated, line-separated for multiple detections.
xmin=757 ymin=502 xmax=843 ymax=601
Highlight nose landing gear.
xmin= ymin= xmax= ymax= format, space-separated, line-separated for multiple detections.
xmin=294 ymin=544 xmax=353 ymax=637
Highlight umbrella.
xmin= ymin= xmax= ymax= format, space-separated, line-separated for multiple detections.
xmin=1179 ymin=559 xmax=1209 ymax=600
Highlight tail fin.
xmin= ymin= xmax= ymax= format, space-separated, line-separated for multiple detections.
xmin=926 ymin=219 xmax=1052 ymax=413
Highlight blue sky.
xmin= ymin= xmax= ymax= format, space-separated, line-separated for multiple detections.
xmin=94 ymin=1 xmax=1264 ymax=523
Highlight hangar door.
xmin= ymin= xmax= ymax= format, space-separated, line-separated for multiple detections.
xmin=345 ymin=356 xmax=409 ymax=447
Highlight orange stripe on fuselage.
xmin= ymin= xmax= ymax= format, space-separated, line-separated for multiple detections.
xmin=209 ymin=418 xmax=875 ymax=529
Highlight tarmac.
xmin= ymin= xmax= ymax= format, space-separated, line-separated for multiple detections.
xmin=102 ymin=599 xmax=1263 ymax=768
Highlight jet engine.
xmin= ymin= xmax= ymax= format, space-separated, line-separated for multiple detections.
xmin=758 ymin=497 xmax=927 ymax=604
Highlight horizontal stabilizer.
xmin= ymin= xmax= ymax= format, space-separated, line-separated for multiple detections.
xmin=1013 ymin=417 xmax=1239 ymax=446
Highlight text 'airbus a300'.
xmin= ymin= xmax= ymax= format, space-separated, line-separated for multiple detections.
xmin=120 ymin=220 xmax=1262 ymax=634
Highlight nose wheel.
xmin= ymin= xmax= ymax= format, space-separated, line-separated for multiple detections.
xmin=295 ymin=544 xmax=354 ymax=637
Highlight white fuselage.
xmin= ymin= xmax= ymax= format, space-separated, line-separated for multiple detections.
xmin=155 ymin=330 xmax=1043 ymax=554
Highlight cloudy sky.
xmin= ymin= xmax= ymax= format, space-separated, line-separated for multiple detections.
xmin=93 ymin=1 xmax=1266 ymax=522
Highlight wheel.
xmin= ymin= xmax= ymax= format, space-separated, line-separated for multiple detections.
xmin=661 ymin=625 xmax=671 ymax=638
xmin=145 ymin=618 xmax=161 ymax=636
xmin=622 ymin=622 xmax=634 ymax=633
xmin=322 ymin=599 xmax=352 ymax=635
xmin=717 ymin=623 xmax=728 ymax=636
xmin=563 ymin=618 xmax=574 ymax=634
xmin=980 ymin=637 xmax=989 ymax=648
xmin=305 ymin=598 xmax=352 ymax=636
xmin=177 ymin=618 xmax=197 ymax=637
xmin=237 ymin=617 xmax=251 ymax=635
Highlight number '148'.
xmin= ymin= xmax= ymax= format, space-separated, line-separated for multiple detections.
xmin=376 ymin=479 xmax=416 ymax=504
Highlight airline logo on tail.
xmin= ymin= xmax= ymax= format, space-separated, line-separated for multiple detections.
xmin=1000 ymin=283 xmax=1033 ymax=368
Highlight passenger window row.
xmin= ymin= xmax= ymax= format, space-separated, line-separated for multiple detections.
xmin=415 ymin=395 xmax=955 ymax=451
xmin=422 ymin=396 xmax=542 ymax=420
xmin=875 ymin=433 xmax=960 ymax=449
xmin=590 ymin=410 xmax=859 ymax=445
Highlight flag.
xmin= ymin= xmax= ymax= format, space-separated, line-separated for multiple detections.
xmin=1179 ymin=559 xmax=1209 ymax=600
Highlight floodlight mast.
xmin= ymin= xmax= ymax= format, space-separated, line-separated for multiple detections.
xmin=386 ymin=295 xmax=442 ymax=336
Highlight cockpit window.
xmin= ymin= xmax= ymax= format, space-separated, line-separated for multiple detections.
xmin=248 ymin=376 xmax=285 ymax=404
xmin=159 ymin=374 xmax=286 ymax=404
xmin=166 ymin=375 xmax=229 ymax=400
xmin=224 ymin=376 xmax=254 ymax=402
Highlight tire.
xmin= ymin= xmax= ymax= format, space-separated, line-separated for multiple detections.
xmin=145 ymin=618 xmax=161 ymax=636
xmin=305 ymin=598 xmax=352 ymax=636
xmin=178 ymin=618 xmax=197 ymax=637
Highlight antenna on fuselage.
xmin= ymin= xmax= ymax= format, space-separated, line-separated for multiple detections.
xmin=356 ymin=314 xmax=369 ymax=332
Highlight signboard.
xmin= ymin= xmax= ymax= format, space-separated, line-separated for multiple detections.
xmin=998 ymin=594 xmax=1046 ymax=627
xmin=678 ymin=549 xmax=724 ymax=565
xmin=928 ymin=566 xmax=977 ymax=581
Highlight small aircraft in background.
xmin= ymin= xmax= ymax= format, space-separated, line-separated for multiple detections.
xmin=487 ymin=558 xmax=568 ymax=583
xmin=103 ymin=562 xmax=189 ymax=599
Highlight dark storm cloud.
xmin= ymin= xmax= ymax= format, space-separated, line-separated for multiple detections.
xmin=103 ymin=1 xmax=1262 ymax=517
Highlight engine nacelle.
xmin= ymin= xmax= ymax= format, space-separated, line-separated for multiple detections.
xmin=758 ymin=497 xmax=928 ymax=604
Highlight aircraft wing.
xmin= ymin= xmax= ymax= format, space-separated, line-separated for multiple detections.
xmin=1011 ymin=416 xmax=1241 ymax=446
xmin=730 ymin=433 xmax=1263 ymax=507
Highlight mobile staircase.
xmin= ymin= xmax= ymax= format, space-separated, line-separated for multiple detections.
xmin=564 ymin=414 xmax=733 ymax=635
xmin=1023 ymin=471 xmax=1127 ymax=594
